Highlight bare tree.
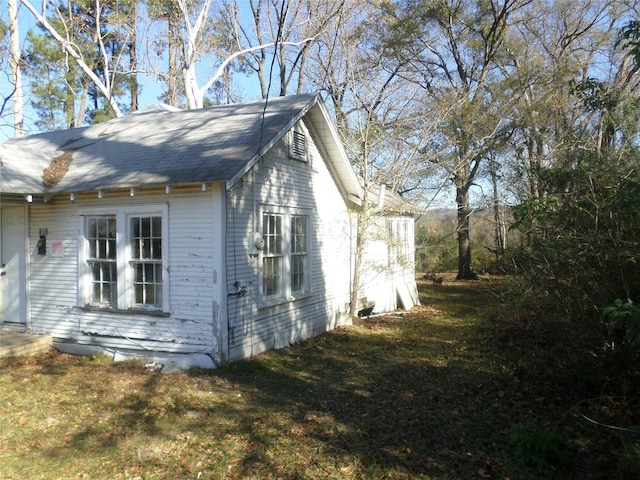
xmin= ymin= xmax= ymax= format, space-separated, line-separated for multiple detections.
xmin=382 ymin=0 xmax=531 ymax=279
xmin=0 ymin=19 xmax=17 ymax=125
xmin=220 ymin=0 xmax=345 ymax=99
xmin=20 ymin=0 xmax=127 ymax=117
xmin=306 ymin=0 xmax=424 ymax=316
xmin=9 ymin=0 xmax=23 ymax=136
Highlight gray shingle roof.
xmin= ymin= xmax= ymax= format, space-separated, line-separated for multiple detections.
xmin=1 ymin=93 xmax=328 ymax=195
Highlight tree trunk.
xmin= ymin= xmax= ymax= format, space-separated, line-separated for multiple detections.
xmin=128 ymin=1 xmax=138 ymax=112
xmin=9 ymin=0 xmax=24 ymax=136
xmin=489 ymin=157 xmax=505 ymax=262
xmin=167 ymin=9 xmax=180 ymax=107
xmin=455 ymin=184 xmax=477 ymax=280
xmin=349 ymin=210 xmax=365 ymax=319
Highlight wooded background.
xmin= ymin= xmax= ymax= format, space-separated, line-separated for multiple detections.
xmin=3 ymin=0 xmax=640 ymax=313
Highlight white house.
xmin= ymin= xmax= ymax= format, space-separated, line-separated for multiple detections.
xmin=0 ymin=93 xmax=418 ymax=370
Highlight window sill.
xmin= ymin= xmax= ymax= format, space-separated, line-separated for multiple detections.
xmin=81 ymin=306 xmax=170 ymax=317
xmin=259 ymin=291 xmax=311 ymax=309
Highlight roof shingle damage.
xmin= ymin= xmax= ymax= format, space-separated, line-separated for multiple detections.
xmin=2 ymin=93 xmax=321 ymax=195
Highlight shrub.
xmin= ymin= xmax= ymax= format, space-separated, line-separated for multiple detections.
xmin=602 ymin=298 xmax=640 ymax=348
xmin=509 ymin=422 xmax=570 ymax=472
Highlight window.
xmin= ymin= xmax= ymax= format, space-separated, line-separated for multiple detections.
xmin=291 ymin=215 xmax=307 ymax=293
xmin=262 ymin=213 xmax=283 ymax=297
xmin=80 ymin=205 xmax=168 ymax=312
xmin=87 ymin=217 xmax=117 ymax=306
xmin=260 ymin=208 xmax=310 ymax=304
xmin=131 ymin=216 xmax=163 ymax=307
xmin=289 ymin=124 xmax=308 ymax=161
xmin=388 ymin=218 xmax=412 ymax=266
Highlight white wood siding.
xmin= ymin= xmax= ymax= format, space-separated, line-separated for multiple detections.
xmin=27 ymin=186 xmax=226 ymax=363
xmin=358 ymin=215 xmax=419 ymax=313
xmin=226 ymin=119 xmax=353 ymax=362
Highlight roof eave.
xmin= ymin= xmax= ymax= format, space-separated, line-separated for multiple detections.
xmin=226 ymin=94 xmax=322 ymax=191
xmin=308 ymin=98 xmax=364 ymax=205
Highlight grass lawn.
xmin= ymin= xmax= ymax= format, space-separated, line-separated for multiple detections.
xmin=1 ymin=275 xmax=638 ymax=479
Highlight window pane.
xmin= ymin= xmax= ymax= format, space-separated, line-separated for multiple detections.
xmin=142 ymin=238 xmax=151 ymax=258
xmin=97 ymin=219 xmax=107 ymax=238
xmin=135 ymin=283 xmax=144 ymax=304
xmin=155 ymin=284 xmax=163 ymax=305
xmin=88 ymin=218 xmax=97 ymax=238
xmin=145 ymin=263 xmax=154 ymax=281
xmin=145 ymin=284 xmax=155 ymax=305
xmin=89 ymin=239 xmax=97 ymax=259
xmin=132 ymin=238 xmax=140 ymax=259
xmin=107 ymin=239 xmax=116 ymax=259
xmin=275 ymin=216 xmax=282 ymax=253
xmin=93 ymin=282 xmax=101 ymax=303
xmin=152 ymin=239 xmax=162 ymax=259
xmin=152 ymin=217 xmax=161 ymax=237
xmin=154 ymin=264 xmax=163 ymax=304
xmin=98 ymin=240 xmax=106 ymax=259
xmin=291 ymin=216 xmax=306 ymax=253
xmin=292 ymin=255 xmax=304 ymax=292
xmin=141 ymin=217 xmax=151 ymax=237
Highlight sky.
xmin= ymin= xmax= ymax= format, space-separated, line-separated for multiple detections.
xmin=0 ymin=0 xmax=267 ymax=142
xmin=0 ymin=1 xmax=459 ymax=209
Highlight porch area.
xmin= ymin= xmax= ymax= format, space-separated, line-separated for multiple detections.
xmin=0 ymin=330 xmax=52 ymax=358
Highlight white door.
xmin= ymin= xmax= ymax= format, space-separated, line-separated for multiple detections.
xmin=0 ymin=206 xmax=27 ymax=324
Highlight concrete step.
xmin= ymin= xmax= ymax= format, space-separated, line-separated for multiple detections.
xmin=0 ymin=332 xmax=52 ymax=358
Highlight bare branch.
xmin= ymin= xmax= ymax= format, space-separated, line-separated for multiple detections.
xmin=20 ymin=0 xmax=124 ymax=117
xmin=201 ymin=37 xmax=316 ymax=97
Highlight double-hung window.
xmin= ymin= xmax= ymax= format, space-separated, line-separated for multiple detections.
xmin=262 ymin=213 xmax=283 ymax=297
xmin=130 ymin=216 xmax=163 ymax=307
xmin=81 ymin=205 xmax=168 ymax=313
xmin=388 ymin=218 xmax=412 ymax=266
xmin=260 ymin=207 xmax=310 ymax=305
xmin=87 ymin=216 xmax=117 ymax=306
xmin=290 ymin=215 xmax=307 ymax=293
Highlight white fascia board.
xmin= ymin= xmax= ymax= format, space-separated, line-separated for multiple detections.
xmin=312 ymin=100 xmax=364 ymax=203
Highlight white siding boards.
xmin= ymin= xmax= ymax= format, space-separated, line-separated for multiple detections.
xmin=225 ymin=119 xmax=353 ymax=362
xmin=3 ymin=93 xmax=419 ymax=371
xmin=28 ymin=187 xmax=225 ymax=368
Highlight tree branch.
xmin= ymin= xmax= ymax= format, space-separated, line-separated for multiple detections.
xmin=201 ymin=38 xmax=316 ymax=98
xmin=20 ymin=0 xmax=123 ymax=117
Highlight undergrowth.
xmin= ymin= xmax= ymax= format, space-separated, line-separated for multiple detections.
xmin=0 ymin=274 xmax=638 ymax=479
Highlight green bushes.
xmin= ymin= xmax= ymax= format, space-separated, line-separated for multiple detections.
xmin=509 ymin=422 xmax=570 ymax=472
xmin=602 ymin=298 xmax=640 ymax=348
xmin=508 ymin=157 xmax=640 ymax=323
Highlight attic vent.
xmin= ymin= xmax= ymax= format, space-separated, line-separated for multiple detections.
xmin=289 ymin=129 xmax=307 ymax=161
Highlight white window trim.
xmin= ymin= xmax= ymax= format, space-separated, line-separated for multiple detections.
xmin=79 ymin=204 xmax=169 ymax=313
xmin=258 ymin=205 xmax=311 ymax=308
